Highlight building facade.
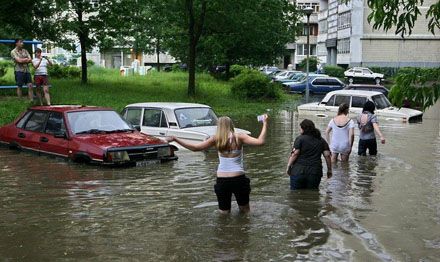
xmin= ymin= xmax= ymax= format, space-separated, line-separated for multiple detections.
xmin=318 ymin=0 xmax=440 ymax=68
xmin=285 ymin=0 xmax=320 ymax=69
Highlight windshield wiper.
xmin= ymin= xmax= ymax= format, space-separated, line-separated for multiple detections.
xmin=106 ymin=129 xmax=134 ymax=133
xmin=76 ymin=129 xmax=108 ymax=134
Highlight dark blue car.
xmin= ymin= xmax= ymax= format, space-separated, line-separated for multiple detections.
xmin=283 ymin=76 xmax=345 ymax=94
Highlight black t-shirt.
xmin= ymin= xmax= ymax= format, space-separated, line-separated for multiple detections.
xmin=293 ymin=134 xmax=329 ymax=167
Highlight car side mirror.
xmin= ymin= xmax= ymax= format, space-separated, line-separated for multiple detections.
xmin=54 ymin=132 xmax=67 ymax=139
xmin=132 ymin=125 xmax=141 ymax=131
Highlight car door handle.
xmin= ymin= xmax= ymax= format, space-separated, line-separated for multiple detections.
xmin=40 ymin=137 xmax=49 ymax=143
xmin=18 ymin=133 xmax=25 ymax=138
xmin=159 ymin=132 xmax=165 ymax=135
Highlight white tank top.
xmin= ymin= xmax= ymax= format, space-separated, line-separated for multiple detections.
xmin=217 ymin=149 xmax=244 ymax=174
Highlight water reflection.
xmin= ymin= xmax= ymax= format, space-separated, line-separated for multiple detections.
xmin=0 ymin=100 xmax=439 ymax=260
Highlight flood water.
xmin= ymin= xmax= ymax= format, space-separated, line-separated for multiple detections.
xmin=1 ymin=101 xmax=439 ymax=261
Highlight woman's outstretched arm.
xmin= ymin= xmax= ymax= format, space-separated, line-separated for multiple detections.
xmin=238 ymin=114 xmax=268 ymax=146
xmin=166 ymin=136 xmax=216 ymax=151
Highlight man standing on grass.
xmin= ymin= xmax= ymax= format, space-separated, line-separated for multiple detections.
xmin=11 ymin=39 xmax=33 ymax=101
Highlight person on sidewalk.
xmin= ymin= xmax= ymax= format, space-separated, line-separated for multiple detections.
xmin=11 ymin=39 xmax=33 ymax=100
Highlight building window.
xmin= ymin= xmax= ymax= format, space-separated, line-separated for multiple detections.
xmin=337 ymin=38 xmax=350 ymax=54
xmin=297 ymin=44 xmax=317 ymax=56
xmin=338 ymin=12 xmax=351 ymax=29
xmin=296 ymin=2 xmax=320 ymax=13
xmin=301 ymin=24 xmax=318 ymax=36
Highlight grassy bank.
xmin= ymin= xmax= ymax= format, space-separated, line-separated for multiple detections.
xmin=0 ymin=67 xmax=298 ymax=125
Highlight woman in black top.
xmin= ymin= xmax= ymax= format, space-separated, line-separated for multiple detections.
xmin=286 ymin=119 xmax=332 ymax=190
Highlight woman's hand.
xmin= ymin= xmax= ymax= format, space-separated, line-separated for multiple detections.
xmin=380 ymin=136 xmax=385 ymax=144
xmin=327 ymin=170 xmax=332 ymax=179
xmin=262 ymin=114 xmax=269 ymax=124
xmin=165 ymin=136 xmax=176 ymax=143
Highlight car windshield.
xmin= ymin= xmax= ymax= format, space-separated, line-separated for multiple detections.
xmin=372 ymin=94 xmax=391 ymax=109
xmin=175 ymin=108 xmax=218 ymax=128
xmin=68 ymin=110 xmax=132 ymax=134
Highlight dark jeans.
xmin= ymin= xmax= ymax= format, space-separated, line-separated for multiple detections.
xmin=358 ymin=138 xmax=377 ymax=156
xmin=214 ymin=175 xmax=251 ymax=210
xmin=289 ymin=164 xmax=322 ymax=190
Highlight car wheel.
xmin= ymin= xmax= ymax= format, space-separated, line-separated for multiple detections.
xmin=375 ymin=78 xmax=381 ymax=85
xmin=348 ymin=77 xmax=354 ymax=84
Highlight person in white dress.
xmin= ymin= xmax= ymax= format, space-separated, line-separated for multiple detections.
xmin=325 ymin=103 xmax=355 ymax=162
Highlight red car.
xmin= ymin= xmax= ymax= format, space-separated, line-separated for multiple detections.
xmin=0 ymin=105 xmax=178 ymax=166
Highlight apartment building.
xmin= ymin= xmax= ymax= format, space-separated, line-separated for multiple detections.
xmin=284 ymin=0 xmax=320 ymax=69
xmin=318 ymin=0 xmax=440 ymax=68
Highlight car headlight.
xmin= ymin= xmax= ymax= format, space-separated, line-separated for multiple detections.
xmin=108 ymin=151 xmax=130 ymax=162
xmin=157 ymin=147 xmax=171 ymax=158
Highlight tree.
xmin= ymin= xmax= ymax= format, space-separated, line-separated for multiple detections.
xmin=366 ymin=0 xmax=440 ymax=36
xmin=160 ymin=0 xmax=298 ymax=97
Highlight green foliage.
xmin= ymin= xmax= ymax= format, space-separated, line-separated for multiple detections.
xmin=48 ymin=65 xmax=81 ymax=78
xmin=229 ymin=65 xmax=249 ymax=78
xmin=389 ymin=67 xmax=440 ymax=111
xmin=298 ymin=57 xmax=319 ymax=72
xmin=323 ymin=65 xmax=345 ymax=78
xmin=0 ymin=60 xmax=13 ymax=78
xmin=231 ymin=70 xmax=282 ymax=100
xmin=87 ymin=60 xmax=95 ymax=67
xmin=365 ymin=0 xmax=440 ymax=36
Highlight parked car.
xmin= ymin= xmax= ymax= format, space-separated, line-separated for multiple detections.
xmin=274 ymin=72 xmax=305 ymax=83
xmin=0 ymin=106 xmax=177 ymax=166
xmin=344 ymin=67 xmax=384 ymax=84
xmin=260 ymin=66 xmax=280 ymax=75
xmin=266 ymin=69 xmax=284 ymax=78
xmin=121 ymin=103 xmax=251 ymax=149
xmin=344 ymin=84 xmax=389 ymax=97
xmin=297 ymin=90 xmax=423 ymax=122
xmin=272 ymin=70 xmax=300 ymax=81
xmin=283 ymin=76 xmax=344 ymax=94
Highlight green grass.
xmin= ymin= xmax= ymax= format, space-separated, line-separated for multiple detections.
xmin=0 ymin=66 xmax=299 ymax=125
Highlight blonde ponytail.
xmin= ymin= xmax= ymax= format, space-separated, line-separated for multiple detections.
xmin=216 ymin=116 xmax=235 ymax=152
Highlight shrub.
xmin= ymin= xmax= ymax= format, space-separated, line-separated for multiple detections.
xmin=87 ymin=60 xmax=95 ymax=67
xmin=229 ymin=64 xmax=249 ymax=77
xmin=298 ymin=57 xmax=319 ymax=72
xmin=231 ymin=70 xmax=281 ymax=100
xmin=323 ymin=65 xmax=345 ymax=78
xmin=48 ymin=64 xmax=81 ymax=78
xmin=0 ymin=60 xmax=13 ymax=78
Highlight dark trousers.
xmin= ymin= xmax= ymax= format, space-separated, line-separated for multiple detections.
xmin=289 ymin=164 xmax=322 ymax=190
xmin=358 ymin=138 xmax=377 ymax=156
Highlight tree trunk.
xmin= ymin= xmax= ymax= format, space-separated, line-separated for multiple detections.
xmin=156 ymin=39 xmax=161 ymax=72
xmin=186 ymin=0 xmax=206 ymax=97
xmin=80 ymin=35 xmax=87 ymax=84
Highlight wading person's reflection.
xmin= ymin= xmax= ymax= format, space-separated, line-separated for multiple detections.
xmin=286 ymin=191 xmax=330 ymax=255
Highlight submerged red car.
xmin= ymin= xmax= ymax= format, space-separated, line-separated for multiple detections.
xmin=0 ymin=105 xmax=177 ymax=166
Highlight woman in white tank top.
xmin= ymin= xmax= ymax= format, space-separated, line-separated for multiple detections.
xmin=325 ymin=103 xmax=355 ymax=162
xmin=166 ymin=115 xmax=268 ymax=214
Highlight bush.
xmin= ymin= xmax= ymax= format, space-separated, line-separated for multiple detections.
xmin=323 ymin=65 xmax=345 ymax=78
xmin=298 ymin=57 xmax=319 ymax=72
xmin=229 ymin=64 xmax=249 ymax=77
xmin=0 ymin=60 xmax=13 ymax=78
xmin=87 ymin=60 xmax=95 ymax=67
xmin=48 ymin=64 xmax=81 ymax=78
xmin=231 ymin=70 xmax=281 ymax=100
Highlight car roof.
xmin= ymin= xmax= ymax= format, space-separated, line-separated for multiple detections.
xmin=125 ymin=102 xmax=212 ymax=110
xmin=326 ymin=90 xmax=383 ymax=96
xmin=347 ymin=84 xmax=387 ymax=89
xmin=29 ymin=105 xmax=113 ymax=113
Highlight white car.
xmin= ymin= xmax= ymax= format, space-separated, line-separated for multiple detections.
xmin=297 ymin=90 xmax=423 ymax=122
xmin=272 ymin=70 xmax=301 ymax=81
xmin=121 ymin=103 xmax=251 ymax=148
xmin=344 ymin=67 xmax=384 ymax=84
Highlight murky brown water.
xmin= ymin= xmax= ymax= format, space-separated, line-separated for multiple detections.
xmin=1 ymin=101 xmax=439 ymax=261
